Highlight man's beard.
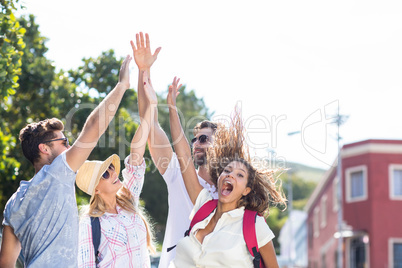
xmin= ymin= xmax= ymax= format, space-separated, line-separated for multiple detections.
xmin=48 ymin=152 xmax=58 ymax=165
xmin=194 ymin=151 xmax=207 ymax=166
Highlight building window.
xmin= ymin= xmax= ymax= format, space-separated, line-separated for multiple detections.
xmin=346 ymin=165 xmax=368 ymax=203
xmin=320 ymin=195 xmax=327 ymax=228
xmin=333 ymin=177 xmax=339 ymax=212
xmin=314 ymin=207 xmax=319 ymax=238
xmin=389 ymin=238 xmax=402 ymax=268
xmin=389 ymin=164 xmax=402 ymax=200
xmin=394 ymin=243 xmax=402 ymax=268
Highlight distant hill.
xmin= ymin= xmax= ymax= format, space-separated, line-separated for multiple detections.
xmin=285 ymin=162 xmax=326 ymax=183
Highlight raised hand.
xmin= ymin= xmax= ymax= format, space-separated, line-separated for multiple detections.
xmin=118 ymin=55 xmax=132 ymax=88
xmin=143 ymin=71 xmax=158 ymax=105
xmin=131 ymin=32 xmax=161 ymax=70
xmin=167 ymin=77 xmax=182 ymax=107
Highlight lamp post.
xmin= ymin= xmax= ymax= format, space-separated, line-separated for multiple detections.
xmin=335 ymin=107 xmax=347 ymax=268
xmin=287 ymin=131 xmax=300 ymax=267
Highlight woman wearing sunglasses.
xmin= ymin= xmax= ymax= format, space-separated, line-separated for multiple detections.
xmin=75 ymin=71 xmax=157 ymax=268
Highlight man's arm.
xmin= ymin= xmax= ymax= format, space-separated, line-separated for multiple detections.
xmin=131 ymin=32 xmax=173 ymax=174
xmin=0 ymin=226 xmax=21 ymax=268
xmin=66 ymin=55 xmax=132 ymax=172
xmin=168 ymin=77 xmax=203 ymax=204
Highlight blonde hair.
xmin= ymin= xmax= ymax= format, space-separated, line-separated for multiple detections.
xmin=85 ymin=186 xmax=155 ymax=253
xmin=207 ymin=107 xmax=287 ymax=216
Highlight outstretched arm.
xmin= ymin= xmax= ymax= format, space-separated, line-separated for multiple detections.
xmin=0 ymin=226 xmax=21 ymax=268
xmin=66 ymin=55 xmax=132 ymax=172
xmin=168 ymin=77 xmax=203 ymax=204
xmin=129 ymin=71 xmax=158 ymax=166
xmin=131 ymin=32 xmax=172 ymax=174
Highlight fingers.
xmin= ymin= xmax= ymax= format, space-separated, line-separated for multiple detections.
xmin=154 ymin=47 xmax=162 ymax=58
xmin=140 ymin=32 xmax=145 ymax=48
xmin=136 ymin=33 xmax=140 ymax=49
xmin=130 ymin=40 xmax=136 ymax=51
xmin=145 ymin=33 xmax=150 ymax=48
xmin=121 ymin=55 xmax=132 ymax=68
xmin=172 ymin=77 xmax=181 ymax=89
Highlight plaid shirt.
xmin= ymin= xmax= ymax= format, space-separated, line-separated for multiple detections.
xmin=78 ymin=156 xmax=150 ymax=268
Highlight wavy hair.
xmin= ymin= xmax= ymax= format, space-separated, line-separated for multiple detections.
xmin=83 ymin=186 xmax=155 ymax=253
xmin=207 ymin=107 xmax=286 ymax=216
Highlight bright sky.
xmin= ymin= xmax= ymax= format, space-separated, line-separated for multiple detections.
xmin=18 ymin=0 xmax=402 ymax=170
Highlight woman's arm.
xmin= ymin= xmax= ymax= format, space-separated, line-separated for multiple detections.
xmin=259 ymin=241 xmax=279 ymax=268
xmin=78 ymin=217 xmax=97 ymax=268
xmin=129 ymin=71 xmax=156 ymax=166
xmin=167 ymin=77 xmax=203 ymax=204
xmin=66 ymin=56 xmax=132 ymax=172
xmin=131 ymin=33 xmax=173 ymax=175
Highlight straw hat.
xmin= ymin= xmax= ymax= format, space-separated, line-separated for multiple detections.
xmin=76 ymin=154 xmax=121 ymax=203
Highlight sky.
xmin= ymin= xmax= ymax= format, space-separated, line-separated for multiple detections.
xmin=16 ymin=0 xmax=402 ymax=170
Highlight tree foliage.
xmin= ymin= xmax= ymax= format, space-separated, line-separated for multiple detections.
xmin=0 ymin=0 xmax=25 ymax=99
xmin=266 ymin=173 xmax=317 ymax=253
xmin=0 ymin=0 xmax=24 ymax=211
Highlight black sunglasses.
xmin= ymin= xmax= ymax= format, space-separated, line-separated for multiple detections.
xmin=102 ymin=164 xmax=115 ymax=179
xmin=42 ymin=137 xmax=69 ymax=148
xmin=191 ymin=134 xmax=209 ymax=145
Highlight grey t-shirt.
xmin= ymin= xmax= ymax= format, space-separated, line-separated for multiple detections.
xmin=3 ymin=151 xmax=78 ymax=267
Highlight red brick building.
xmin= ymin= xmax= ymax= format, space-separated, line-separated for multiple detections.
xmin=305 ymin=139 xmax=402 ymax=268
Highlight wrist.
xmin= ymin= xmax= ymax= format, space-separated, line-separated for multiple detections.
xmin=168 ymin=104 xmax=177 ymax=111
xmin=138 ymin=67 xmax=151 ymax=72
xmin=117 ymin=81 xmax=130 ymax=89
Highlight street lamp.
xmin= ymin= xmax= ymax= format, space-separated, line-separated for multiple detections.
xmin=287 ymin=130 xmax=301 ymax=267
xmin=334 ymin=107 xmax=348 ymax=268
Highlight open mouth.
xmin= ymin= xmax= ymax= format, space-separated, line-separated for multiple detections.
xmin=112 ymin=178 xmax=120 ymax=184
xmin=221 ymin=179 xmax=233 ymax=196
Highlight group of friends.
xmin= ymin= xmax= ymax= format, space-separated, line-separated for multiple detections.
xmin=0 ymin=33 xmax=287 ymax=268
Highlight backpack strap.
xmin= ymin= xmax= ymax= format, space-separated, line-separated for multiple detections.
xmin=185 ymin=199 xmax=218 ymax=236
xmin=243 ymin=210 xmax=265 ymax=268
xmin=167 ymin=199 xmax=218 ymax=253
xmin=90 ymin=217 xmax=101 ymax=264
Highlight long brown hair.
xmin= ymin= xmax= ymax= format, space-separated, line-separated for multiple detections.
xmin=207 ymin=107 xmax=286 ymax=216
xmin=86 ymin=186 xmax=155 ymax=253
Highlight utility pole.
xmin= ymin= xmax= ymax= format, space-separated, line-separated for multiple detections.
xmin=336 ymin=106 xmax=348 ymax=268
xmin=288 ymin=169 xmax=293 ymax=267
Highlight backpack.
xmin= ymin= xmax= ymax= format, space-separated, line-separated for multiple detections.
xmin=185 ymin=199 xmax=265 ymax=268
xmin=90 ymin=217 xmax=101 ymax=265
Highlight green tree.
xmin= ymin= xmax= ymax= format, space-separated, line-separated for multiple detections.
xmin=0 ymin=14 xmax=82 ymax=213
xmin=266 ymin=206 xmax=287 ymax=254
xmin=0 ymin=0 xmax=25 ymax=99
xmin=0 ymin=0 xmax=25 ymax=212
xmin=267 ymin=173 xmax=317 ymax=253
